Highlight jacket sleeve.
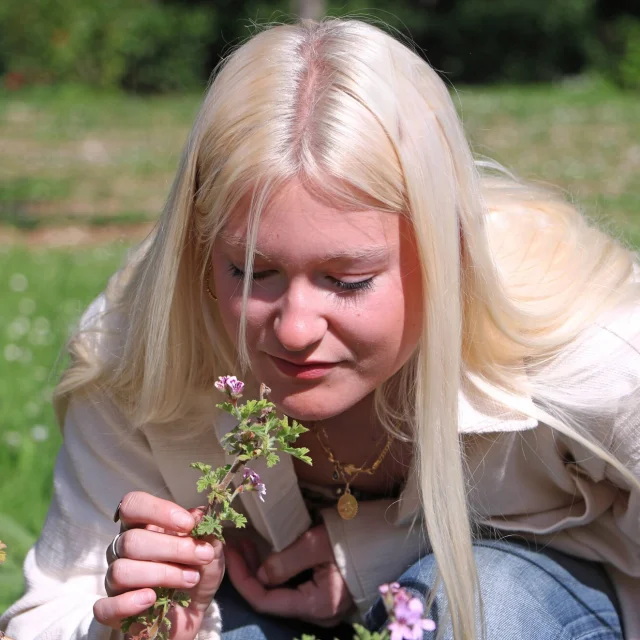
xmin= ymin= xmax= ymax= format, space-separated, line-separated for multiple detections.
xmin=321 ymin=499 xmax=428 ymax=616
xmin=0 ymin=393 xmax=221 ymax=640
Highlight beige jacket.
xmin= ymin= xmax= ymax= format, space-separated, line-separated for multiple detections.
xmin=2 ymin=293 xmax=640 ymax=639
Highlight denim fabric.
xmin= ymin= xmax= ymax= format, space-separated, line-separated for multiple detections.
xmin=218 ymin=539 xmax=623 ymax=640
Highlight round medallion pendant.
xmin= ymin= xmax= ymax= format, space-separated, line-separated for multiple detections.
xmin=337 ymin=492 xmax=358 ymax=520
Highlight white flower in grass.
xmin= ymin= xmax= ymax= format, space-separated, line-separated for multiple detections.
xmin=4 ymin=344 xmax=22 ymax=361
xmin=33 ymin=317 xmax=50 ymax=333
xmin=3 ymin=431 xmax=22 ymax=448
xmin=7 ymin=316 xmax=30 ymax=340
xmin=25 ymin=401 xmax=41 ymax=417
xmin=19 ymin=298 xmax=36 ymax=315
xmin=9 ymin=273 xmax=28 ymax=292
xmin=31 ymin=425 xmax=49 ymax=442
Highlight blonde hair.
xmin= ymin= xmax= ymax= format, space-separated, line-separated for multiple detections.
xmin=55 ymin=18 xmax=640 ymax=640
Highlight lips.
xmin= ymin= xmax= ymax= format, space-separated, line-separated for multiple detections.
xmin=268 ymin=355 xmax=339 ymax=380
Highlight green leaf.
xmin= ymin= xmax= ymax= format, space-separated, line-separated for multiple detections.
xmin=173 ymin=592 xmax=191 ymax=608
xmin=190 ymin=462 xmax=212 ymax=474
xmin=216 ymin=401 xmax=236 ymax=414
xmin=282 ymin=446 xmax=312 ymax=465
xmin=218 ymin=503 xmax=248 ymax=528
xmin=266 ymin=452 xmax=279 ymax=467
xmin=196 ymin=475 xmax=212 ymax=493
xmin=239 ymin=399 xmax=257 ymax=418
xmin=193 ymin=514 xmax=222 ymax=537
xmin=213 ymin=464 xmax=232 ymax=483
xmin=120 ymin=617 xmax=135 ymax=633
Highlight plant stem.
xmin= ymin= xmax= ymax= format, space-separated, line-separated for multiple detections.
xmin=219 ymin=457 xmax=245 ymax=492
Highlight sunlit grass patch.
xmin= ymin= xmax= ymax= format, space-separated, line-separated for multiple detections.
xmin=1 ymin=81 xmax=638 ymax=239
xmin=0 ymin=243 xmax=128 ymax=611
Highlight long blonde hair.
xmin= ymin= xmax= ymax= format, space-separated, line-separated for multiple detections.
xmin=55 ymin=18 xmax=640 ymax=639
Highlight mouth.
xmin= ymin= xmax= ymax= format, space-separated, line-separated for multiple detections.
xmin=268 ymin=355 xmax=340 ymax=380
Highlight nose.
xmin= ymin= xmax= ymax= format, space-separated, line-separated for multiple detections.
xmin=272 ymin=279 xmax=328 ymax=352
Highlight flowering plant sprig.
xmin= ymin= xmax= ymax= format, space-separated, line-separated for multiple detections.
xmin=121 ymin=376 xmax=312 ymax=640
xmin=298 ymin=583 xmax=436 ymax=640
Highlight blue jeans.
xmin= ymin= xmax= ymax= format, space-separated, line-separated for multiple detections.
xmin=218 ymin=538 xmax=623 ymax=639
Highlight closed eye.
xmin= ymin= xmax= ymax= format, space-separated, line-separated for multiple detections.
xmin=227 ymin=264 xmax=375 ymax=293
xmin=330 ymin=276 xmax=375 ymax=292
xmin=227 ymin=264 xmax=273 ymax=281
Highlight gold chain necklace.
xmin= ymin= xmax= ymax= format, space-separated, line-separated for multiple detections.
xmin=311 ymin=423 xmax=393 ymax=520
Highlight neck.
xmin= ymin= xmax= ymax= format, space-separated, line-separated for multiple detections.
xmin=309 ymin=392 xmax=387 ymax=446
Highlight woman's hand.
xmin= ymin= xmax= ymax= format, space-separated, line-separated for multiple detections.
xmin=93 ymin=492 xmax=224 ymax=640
xmin=225 ymin=524 xmax=354 ymax=627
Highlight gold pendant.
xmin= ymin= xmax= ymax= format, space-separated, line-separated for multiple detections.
xmin=337 ymin=489 xmax=358 ymax=520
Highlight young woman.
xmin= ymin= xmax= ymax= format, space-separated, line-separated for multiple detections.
xmin=2 ymin=17 xmax=639 ymax=640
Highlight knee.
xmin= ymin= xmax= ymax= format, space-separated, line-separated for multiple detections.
xmin=373 ymin=543 xmax=621 ymax=640
xmin=470 ymin=542 xmax=622 ymax=639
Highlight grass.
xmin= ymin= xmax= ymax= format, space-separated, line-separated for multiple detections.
xmin=0 ymin=78 xmax=639 ymax=236
xmin=0 ymin=244 xmax=129 ymax=611
xmin=0 ymin=78 xmax=638 ymax=614
xmin=0 ymin=84 xmax=200 ymax=225
xmin=455 ymin=79 xmax=640 ymax=241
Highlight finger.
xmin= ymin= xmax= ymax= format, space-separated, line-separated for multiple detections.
xmin=238 ymin=538 xmax=261 ymax=574
xmin=117 ymin=491 xmax=195 ymax=533
xmin=115 ymin=528 xmax=217 ymax=565
xmin=299 ymin=563 xmax=354 ymax=626
xmin=257 ymin=526 xmax=333 ymax=586
xmin=225 ymin=545 xmax=308 ymax=619
xmin=105 ymin=558 xmax=201 ymax=596
xmin=93 ymin=589 xmax=157 ymax=629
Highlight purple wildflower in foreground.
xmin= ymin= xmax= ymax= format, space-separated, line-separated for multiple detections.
xmin=242 ymin=468 xmax=267 ymax=502
xmin=215 ymin=375 xmax=245 ymax=399
xmin=379 ymin=583 xmax=436 ymax=640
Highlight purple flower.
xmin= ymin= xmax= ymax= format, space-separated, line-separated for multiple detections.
xmin=242 ymin=467 xmax=267 ymax=502
xmin=214 ymin=375 xmax=245 ymax=399
xmin=378 ymin=584 xmax=436 ymax=640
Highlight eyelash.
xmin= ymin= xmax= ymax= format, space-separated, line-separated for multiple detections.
xmin=226 ymin=264 xmax=376 ymax=294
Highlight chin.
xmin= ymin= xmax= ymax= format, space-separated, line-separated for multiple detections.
xmin=267 ymin=385 xmax=366 ymax=423
xmin=273 ymin=397 xmax=344 ymax=422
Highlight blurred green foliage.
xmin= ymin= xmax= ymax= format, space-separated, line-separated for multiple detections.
xmin=597 ymin=16 xmax=640 ymax=90
xmin=0 ymin=0 xmax=216 ymax=91
xmin=0 ymin=244 xmax=129 ymax=610
xmin=0 ymin=0 xmax=638 ymax=90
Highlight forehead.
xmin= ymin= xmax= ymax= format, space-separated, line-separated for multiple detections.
xmin=220 ymin=180 xmax=401 ymax=256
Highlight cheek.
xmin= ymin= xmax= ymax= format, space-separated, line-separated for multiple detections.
xmin=349 ymin=290 xmax=418 ymax=366
xmin=216 ymin=294 xmax=270 ymax=349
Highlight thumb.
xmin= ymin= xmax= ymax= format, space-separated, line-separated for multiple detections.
xmin=188 ymin=536 xmax=225 ymax=612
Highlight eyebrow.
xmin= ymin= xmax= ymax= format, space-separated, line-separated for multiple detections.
xmin=219 ymin=234 xmax=390 ymax=264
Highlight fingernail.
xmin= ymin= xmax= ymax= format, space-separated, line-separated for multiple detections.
xmin=183 ymin=569 xmax=200 ymax=585
xmin=134 ymin=591 xmax=156 ymax=606
xmin=195 ymin=543 xmax=214 ymax=561
xmin=256 ymin=566 xmax=267 ymax=583
xmin=171 ymin=510 xmax=193 ymax=530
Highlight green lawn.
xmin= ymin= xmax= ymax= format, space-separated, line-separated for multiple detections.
xmin=0 ymin=79 xmax=638 ymax=614
xmin=1 ymin=79 xmax=639 ymax=236
xmin=0 ymin=245 xmax=128 ymax=611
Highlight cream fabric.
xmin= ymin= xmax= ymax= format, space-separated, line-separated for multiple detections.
xmin=2 ymin=293 xmax=640 ymax=639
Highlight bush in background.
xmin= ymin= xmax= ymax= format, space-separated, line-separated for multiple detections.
xmin=0 ymin=0 xmax=216 ymax=91
xmin=594 ymin=15 xmax=640 ymax=90
xmin=0 ymin=0 xmax=638 ymax=91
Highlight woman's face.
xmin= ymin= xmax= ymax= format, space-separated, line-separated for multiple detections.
xmin=211 ymin=178 xmax=423 ymax=421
